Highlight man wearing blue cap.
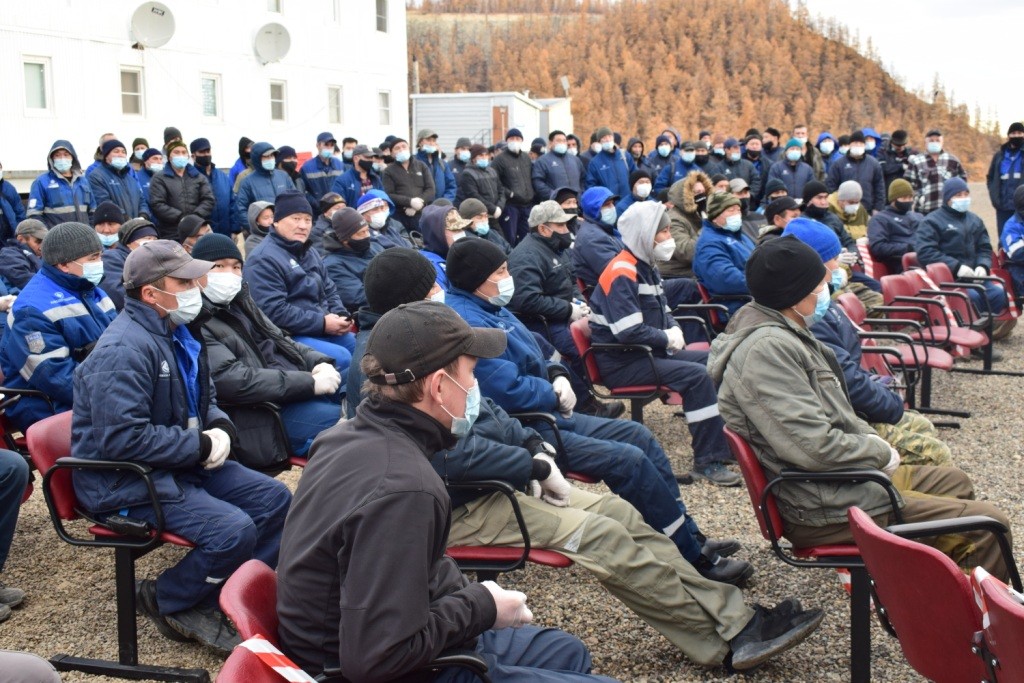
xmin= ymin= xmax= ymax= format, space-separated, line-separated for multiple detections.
xmin=190 ymin=138 xmax=233 ymax=235
xmin=300 ymin=132 xmax=344 ymax=208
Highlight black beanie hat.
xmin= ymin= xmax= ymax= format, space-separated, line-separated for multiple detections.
xmin=238 ymin=136 xmax=253 ymax=159
xmin=1009 ymin=122 xmax=1024 ymax=136
xmin=629 ymin=169 xmax=652 ymax=187
xmin=330 ymin=207 xmax=368 ymax=242
xmin=163 ymin=126 xmax=182 ymax=145
xmin=802 ymin=180 xmax=829 ymax=206
xmin=745 ymin=236 xmax=827 ymax=311
xmin=364 ymin=248 xmax=438 ymax=314
xmin=446 ymin=239 xmax=508 ymax=293
xmin=191 ymin=233 xmax=242 ymax=263
xmin=93 ymin=201 xmax=125 ymax=226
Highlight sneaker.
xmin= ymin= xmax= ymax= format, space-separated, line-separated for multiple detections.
xmin=701 ymin=537 xmax=742 ymax=559
xmin=576 ymin=398 xmax=626 ymax=419
xmin=729 ymin=603 xmax=824 ymax=671
xmin=0 ymin=581 xmax=25 ymax=608
xmin=992 ymin=318 xmax=1017 ymax=340
xmin=692 ymin=462 xmax=742 ymax=487
xmin=166 ymin=606 xmax=241 ymax=655
xmin=135 ymin=579 xmax=193 ymax=643
xmin=694 ymin=553 xmax=754 ymax=586
xmin=0 ymin=603 xmax=10 ymax=623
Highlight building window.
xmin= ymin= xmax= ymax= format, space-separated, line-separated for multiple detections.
xmin=328 ymin=86 xmax=343 ymax=125
xmin=121 ymin=68 xmax=144 ymax=115
xmin=270 ymin=81 xmax=286 ymax=121
xmin=268 ymin=0 xmax=282 ymax=11
xmin=201 ymin=74 xmax=220 ymax=118
xmin=376 ymin=0 xmax=388 ymax=32
xmin=23 ymin=58 xmax=51 ymax=111
xmin=378 ymin=90 xmax=391 ymax=126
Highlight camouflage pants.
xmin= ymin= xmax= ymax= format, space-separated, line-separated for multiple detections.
xmin=872 ymin=410 xmax=952 ymax=467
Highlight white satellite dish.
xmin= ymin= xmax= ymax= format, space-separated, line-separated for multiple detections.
xmin=129 ymin=2 xmax=175 ymax=49
xmin=254 ymin=23 xmax=291 ymax=64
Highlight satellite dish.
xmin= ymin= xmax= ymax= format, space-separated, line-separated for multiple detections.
xmin=129 ymin=2 xmax=175 ymax=49
xmin=254 ymin=23 xmax=291 ymax=64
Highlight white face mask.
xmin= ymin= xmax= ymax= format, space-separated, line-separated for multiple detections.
xmin=506 ymin=141 xmax=521 ymax=154
xmin=203 ymin=272 xmax=242 ymax=305
xmin=819 ymin=141 xmax=835 ymax=155
xmin=429 ymin=290 xmax=446 ymax=304
xmin=154 ymin=285 xmax=203 ymax=325
xmin=653 ymin=238 xmax=676 ymax=262
xmin=843 ymin=203 xmax=861 ymax=215
xmin=369 ymin=211 xmax=388 ymax=229
xmin=635 ymin=182 xmax=652 ymax=199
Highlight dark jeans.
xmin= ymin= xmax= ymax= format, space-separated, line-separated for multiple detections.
xmin=663 ymin=277 xmax=710 ymax=342
xmin=0 ymin=450 xmax=28 ymax=573
xmin=294 ymin=334 xmax=355 ymax=383
xmin=280 ymin=398 xmax=342 ymax=456
xmin=128 ymin=461 xmax=291 ymax=614
xmin=501 ymin=204 xmax=532 ymax=246
xmin=966 ymin=280 xmax=1009 ymax=316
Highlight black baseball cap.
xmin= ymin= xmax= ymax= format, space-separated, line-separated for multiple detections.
xmin=365 ymin=301 xmax=506 ymax=385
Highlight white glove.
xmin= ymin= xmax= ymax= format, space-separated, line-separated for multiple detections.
xmin=480 ymin=580 xmax=533 ymax=629
xmin=493 ymin=206 xmax=502 ymax=219
xmin=533 ymin=452 xmax=571 ymax=507
xmin=313 ymin=366 xmax=342 ymax=395
xmin=404 ymin=207 xmax=417 ymax=217
xmin=551 ymin=376 xmax=576 ymax=415
xmin=569 ymin=301 xmax=589 ymax=322
xmin=837 ymin=250 xmax=858 ymax=266
xmin=957 ymin=264 xmax=975 ymax=279
xmin=0 ymin=295 xmax=14 ymax=312
xmin=664 ymin=326 xmax=685 ymax=354
xmin=869 ymin=434 xmax=901 ymax=476
xmin=202 ymin=428 xmax=231 ymax=469
xmin=410 ymin=197 xmax=425 ymax=211
xmin=975 ymin=266 xmax=987 ymax=277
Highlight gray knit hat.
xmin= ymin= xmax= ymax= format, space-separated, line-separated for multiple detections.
xmin=41 ymin=222 xmax=102 ymax=265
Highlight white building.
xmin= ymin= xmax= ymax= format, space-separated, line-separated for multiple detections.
xmin=411 ymin=92 xmax=573 ymax=153
xmin=0 ymin=0 xmax=409 ymax=192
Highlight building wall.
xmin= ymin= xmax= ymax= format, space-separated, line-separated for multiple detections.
xmin=0 ymin=0 xmax=409 ymax=187
xmin=411 ymin=93 xmax=544 ymax=154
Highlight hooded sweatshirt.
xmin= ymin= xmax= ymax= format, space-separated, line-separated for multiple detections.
xmin=244 ymin=200 xmax=274 ymax=254
xmin=660 ymin=171 xmax=711 ymax=278
xmin=29 ymin=140 xmax=95 ymax=227
xmin=420 ymin=204 xmax=456 ymax=288
xmin=233 ymin=142 xmax=296 ymax=231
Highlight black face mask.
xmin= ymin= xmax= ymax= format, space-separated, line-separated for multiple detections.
xmin=358 ymin=159 xmax=374 ymax=172
xmin=193 ymin=154 xmax=212 ymax=168
xmin=281 ymin=161 xmax=297 ymax=174
xmin=543 ymin=229 xmax=573 ymax=252
xmin=693 ymin=194 xmax=708 ymax=213
xmin=763 ymin=141 xmax=776 ymax=152
xmin=739 ymin=198 xmax=750 ymax=214
xmin=566 ymin=216 xmax=579 ymax=233
xmin=1010 ymin=138 xmax=1024 ymax=149
xmin=382 ymin=154 xmax=394 ymax=164
xmin=894 ymin=200 xmax=914 ymax=214
xmin=347 ymin=236 xmax=372 ymax=253
xmin=746 ymin=149 xmax=760 ymax=159
xmin=804 ymin=204 xmax=828 ymax=219
xmin=694 ymin=155 xmax=709 ymax=166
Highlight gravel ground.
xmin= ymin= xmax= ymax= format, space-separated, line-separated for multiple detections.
xmin=1 ymin=184 xmax=1016 ymax=681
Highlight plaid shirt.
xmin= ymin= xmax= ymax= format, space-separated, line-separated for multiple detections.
xmin=905 ymin=151 xmax=967 ymax=214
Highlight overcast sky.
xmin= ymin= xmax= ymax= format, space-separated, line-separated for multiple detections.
xmin=795 ymin=0 xmax=1023 ymax=133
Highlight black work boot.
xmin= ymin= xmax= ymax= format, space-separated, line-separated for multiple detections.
xmin=166 ymin=605 xmax=242 ymax=655
xmin=694 ymin=553 xmax=754 ymax=586
xmin=135 ymin=579 xmax=193 ymax=643
xmin=729 ymin=601 xmax=824 ymax=671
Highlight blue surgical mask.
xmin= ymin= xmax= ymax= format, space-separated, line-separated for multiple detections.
xmin=567 ymin=147 xmax=578 ymax=156
xmin=134 ymin=149 xmax=145 ymax=160
xmin=728 ymin=152 xmax=741 ymax=162
xmin=473 ymin=220 xmax=490 ymax=236
xmin=343 ymin=149 xmax=354 ymax=160
xmin=320 ymin=148 xmax=334 ymax=159
xmin=98 ymin=233 xmax=119 ymax=248
xmin=600 ymin=207 xmax=617 ymax=225
xmin=723 ymin=214 xmax=743 ymax=232
xmin=681 ymin=151 xmax=696 ymax=163
xmin=658 ymin=145 xmax=672 ymax=158
xmin=553 ymin=143 xmax=568 ymax=155
xmin=441 ymin=373 xmax=480 ymax=438
xmin=458 ymin=150 xmax=471 ymax=162
xmin=831 ymin=268 xmax=848 ymax=290
xmin=53 ymin=158 xmax=73 ymax=173
xmin=951 ymin=197 xmax=971 ymax=213
xmin=926 ymin=141 xmax=942 ymax=154
xmin=786 ymin=149 xmax=802 ymax=162
xmin=819 ymin=141 xmax=835 ymax=155
xmin=110 ymin=156 xmax=129 ymax=170
xmin=601 ymin=141 xmax=614 ymax=153
xmin=261 ymin=158 xmax=276 ymax=171
xmin=422 ymin=145 xmax=437 ymax=155
xmin=484 ymin=275 xmax=514 ymax=307
xmin=394 ymin=150 xmax=411 ymax=163
xmin=77 ymin=260 xmax=104 ymax=285
xmin=171 ymin=156 xmax=189 ymax=170
xmin=476 ymin=159 xmax=490 ymax=169
xmin=373 ymin=162 xmax=386 ymax=173
xmin=802 ymin=286 xmax=831 ymax=326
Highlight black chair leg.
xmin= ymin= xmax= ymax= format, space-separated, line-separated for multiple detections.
xmin=629 ymin=400 xmax=644 ymax=424
xmin=849 ymin=566 xmax=872 ymax=683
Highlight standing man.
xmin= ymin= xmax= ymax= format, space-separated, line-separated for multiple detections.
xmin=415 ymin=129 xmax=457 ymax=203
xmin=383 ymin=138 xmax=435 ymax=233
xmin=585 ymin=126 xmax=634 ymax=196
xmin=149 ymin=139 xmax=214 ymax=240
xmin=189 ymin=138 xmax=233 ymax=237
xmin=904 ymin=129 xmax=967 ymax=215
xmin=299 ymin=132 xmax=344 ymax=209
xmin=492 ymin=127 xmax=536 ymax=245
xmin=331 ymin=144 xmax=384 ymax=209
xmin=28 ymin=140 xmax=94 ymax=227
xmin=87 ymin=139 xmax=149 ymax=220
xmin=72 ymin=240 xmax=292 ymax=651
xmin=718 ymin=138 xmax=762 ymax=202
xmin=791 ymin=124 xmax=825 ymax=181
xmin=826 ymin=131 xmax=886 ymax=215
xmin=767 ymin=139 xmax=815 ymax=199
xmin=533 ymin=130 xmax=585 ymax=200
xmin=233 ymin=142 xmax=295 ymax=232
xmin=878 ymin=129 xmax=916 ymax=193
xmin=986 ymin=122 xmax=1024 ymax=234
xmin=451 ymin=136 xmax=473 ymax=180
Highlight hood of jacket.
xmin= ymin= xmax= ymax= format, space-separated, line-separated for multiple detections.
xmin=48 ymin=139 xmax=82 ymax=174
xmin=627 ymin=137 xmax=645 ymax=157
xmin=249 ymin=142 xmax=276 ymax=176
xmin=618 ymin=201 xmax=665 ymax=266
xmin=707 ymin=303 xmax=794 ymax=384
xmin=247 ymin=200 xmax=274 ymax=235
xmin=816 ymin=132 xmax=837 ymax=145
xmin=861 ymin=128 xmax=882 ymax=144
xmin=665 ymin=127 xmax=684 ymax=149
xmin=581 ymin=186 xmax=616 ymax=221
xmin=358 ymin=188 xmax=395 ymax=214
xmin=671 ymin=170 xmax=713 ymax=214
xmin=420 ymin=204 xmax=452 ymax=257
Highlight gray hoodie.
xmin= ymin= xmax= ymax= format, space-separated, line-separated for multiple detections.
xmin=244 ymin=200 xmax=274 ymax=255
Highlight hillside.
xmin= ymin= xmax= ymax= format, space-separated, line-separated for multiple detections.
xmin=407 ymin=0 xmax=1000 ymax=175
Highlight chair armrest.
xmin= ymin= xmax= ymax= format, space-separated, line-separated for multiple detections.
xmin=864 ymin=315 xmax=925 ymax=334
xmin=446 ymin=479 xmax=531 ymax=574
xmin=705 ymin=293 xmax=754 ymax=302
xmin=42 ymin=457 xmax=166 ymax=551
xmin=860 ymin=347 xmax=910 ymax=393
xmin=425 ymin=650 xmax=490 ymax=680
xmin=774 ymin=467 xmax=903 ymax=523
xmin=673 ymin=314 xmax=715 ymax=342
xmin=509 ymin=412 xmax=565 ymax=457
xmin=886 ymin=515 xmax=1022 ymax=591
xmin=918 ymin=287 xmax=981 ymax=324
xmin=0 ymin=386 xmax=55 ymax=412
xmin=582 ymin=343 xmax=665 ymax=399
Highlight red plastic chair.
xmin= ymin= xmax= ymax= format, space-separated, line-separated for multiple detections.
xmin=847 ymin=506 xmax=1021 ymax=683
xmin=217 ymin=646 xmax=281 ymax=683
xmin=724 ymin=427 xmax=903 ymax=683
xmin=901 ymin=251 xmax=920 ymax=271
xmin=568 ymin=318 xmax=682 ymax=424
xmin=973 ymin=567 xmax=1024 ymax=682
xmin=26 ymin=411 xmax=207 ymax=682
xmin=879 ymin=273 xmax=988 ymax=353
xmin=857 ymin=237 xmax=890 ymax=280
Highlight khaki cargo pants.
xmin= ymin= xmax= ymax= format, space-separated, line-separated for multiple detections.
xmin=449 ymin=487 xmax=753 ymax=665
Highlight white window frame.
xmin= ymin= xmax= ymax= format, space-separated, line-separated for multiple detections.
xmin=120 ymin=67 xmax=145 ymax=116
xmin=201 ymin=73 xmax=221 ymax=119
xmin=328 ymin=85 xmax=344 ymax=125
xmin=270 ymin=80 xmax=287 ymax=122
xmin=376 ymin=0 xmax=388 ymax=33
xmin=22 ymin=56 xmax=53 ymax=115
xmin=378 ymin=90 xmax=391 ymax=126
